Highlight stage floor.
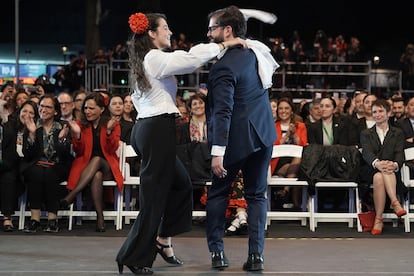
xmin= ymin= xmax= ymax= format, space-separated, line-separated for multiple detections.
xmin=1 ymin=220 xmax=414 ymax=275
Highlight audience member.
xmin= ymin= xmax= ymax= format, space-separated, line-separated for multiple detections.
xmin=118 ymin=93 xmax=136 ymax=144
xmin=90 ymin=48 xmax=110 ymax=64
xmin=307 ymin=96 xmax=358 ymax=145
xmin=269 ymin=97 xmax=278 ymax=122
xmin=270 ymin=97 xmax=308 ymax=210
xmin=60 ymin=92 xmax=123 ymax=232
xmin=29 ymin=94 xmax=40 ymax=106
xmin=223 ymin=171 xmax=248 ymax=236
xmin=0 ymin=82 xmax=17 ymax=124
xmin=306 ymin=96 xmax=358 ymax=211
xmin=0 ymin=100 xmax=39 ymax=231
xmin=22 ymin=94 xmax=73 ymax=233
xmin=57 ymin=92 xmax=75 ymax=121
xmin=6 ymin=90 xmax=29 ymax=123
xmin=389 ymin=96 xmax=406 ymax=126
xmin=348 ymin=90 xmax=368 ymax=118
xmin=119 ymin=93 xmax=140 ymax=177
xmin=72 ymin=90 xmax=86 ymax=120
xmin=176 ymin=94 xmax=210 ymax=209
xmin=358 ymin=94 xmax=378 ymax=132
xmin=303 ymin=98 xmax=321 ymax=124
xmin=360 ymin=99 xmax=406 ymax=235
xmin=400 ymin=43 xmax=414 ymax=90
xmin=396 ymin=96 xmax=414 ymax=149
xmin=34 ymin=74 xmax=56 ymax=94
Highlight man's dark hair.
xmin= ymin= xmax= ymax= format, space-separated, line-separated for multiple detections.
xmin=208 ymin=5 xmax=246 ymax=38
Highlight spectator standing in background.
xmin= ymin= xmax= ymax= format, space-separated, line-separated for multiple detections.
xmin=400 ymin=43 xmax=414 ymax=90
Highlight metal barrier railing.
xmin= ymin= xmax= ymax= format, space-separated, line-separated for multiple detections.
xmin=84 ymin=60 xmax=404 ymax=97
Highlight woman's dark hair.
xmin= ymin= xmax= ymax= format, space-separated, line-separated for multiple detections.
xmin=72 ymin=90 xmax=86 ymax=104
xmin=12 ymin=91 xmax=29 ymax=110
xmin=276 ymin=97 xmax=298 ymax=123
xmin=15 ymin=100 xmax=39 ymax=130
xmin=343 ymin=97 xmax=352 ymax=114
xmin=300 ymin=102 xmax=310 ymax=121
xmin=0 ymin=81 xmax=14 ymax=92
xmin=39 ymin=94 xmax=61 ymax=121
xmin=321 ymin=96 xmax=337 ymax=109
xmin=110 ymin=93 xmax=124 ymax=103
xmin=80 ymin=92 xmax=111 ymax=128
xmin=128 ymin=13 xmax=167 ymax=93
xmin=108 ymin=94 xmax=124 ymax=116
xmin=372 ymin=99 xmax=391 ymax=112
xmin=187 ymin=94 xmax=206 ymax=111
xmin=121 ymin=92 xmax=137 ymax=120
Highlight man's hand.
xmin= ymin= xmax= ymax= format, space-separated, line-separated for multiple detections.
xmin=211 ymin=156 xmax=227 ymax=178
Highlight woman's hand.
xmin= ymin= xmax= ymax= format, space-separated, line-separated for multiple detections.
xmin=23 ymin=115 xmax=36 ymax=134
xmin=225 ymin=37 xmax=248 ymax=49
xmin=288 ymin=123 xmax=296 ymax=135
xmin=106 ymin=117 xmax=118 ymax=135
xmin=58 ymin=123 xmax=70 ymax=140
xmin=67 ymin=120 xmax=81 ymax=139
xmin=375 ymin=160 xmax=396 ymax=174
xmin=22 ymin=114 xmax=36 ymax=142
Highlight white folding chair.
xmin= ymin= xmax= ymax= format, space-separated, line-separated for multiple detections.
xmin=191 ymin=181 xmax=211 ymax=218
xmin=309 ymin=146 xmax=362 ymax=232
xmin=18 ymin=182 xmax=72 ymax=230
xmin=400 ymin=147 xmax=414 ymax=232
xmin=118 ymin=144 xmax=140 ymax=227
xmin=63 ymin=143 xmax=124 ymax=230
xmin=266 ymin=144 xmax=312 ymax=229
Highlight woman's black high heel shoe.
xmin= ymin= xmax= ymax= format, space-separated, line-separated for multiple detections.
xmin=96 ymin=217 xmax=106 ymax=232
xmin=118 ymin=263 xmax=123 ymax=274
xmin=117 ymin=262 xmax=153 ymax=275
xmin=156 ymin=241 xmax=184 ymax=265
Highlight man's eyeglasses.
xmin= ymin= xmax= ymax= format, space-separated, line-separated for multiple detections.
xmin=207 ymin=25 xmax=222 ymax=33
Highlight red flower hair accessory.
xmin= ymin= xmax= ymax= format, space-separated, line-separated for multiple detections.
xmin=129 ymin=13 xmax=149 ymax=35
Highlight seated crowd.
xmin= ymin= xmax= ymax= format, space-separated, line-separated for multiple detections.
xmin=176 ymin=87 xmax=412 ymax=236
xmin=0 ymin=81 xmax=137 ymax=233
xmin=0 ymin=79 xmax=413 ymax=237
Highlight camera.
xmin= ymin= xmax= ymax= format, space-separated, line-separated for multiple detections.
xmin=27 ymin=86 xmax=38 ymax=94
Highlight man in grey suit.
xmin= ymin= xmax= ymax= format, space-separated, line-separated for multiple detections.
xmin=204 ymin=5 xmax=278 ymax=272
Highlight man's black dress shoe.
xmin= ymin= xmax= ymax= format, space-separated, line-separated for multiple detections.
xmin=243 ymin=253 xmax=264 ymax=271
xmin=211 ymin=251 xmax=229 ymax=269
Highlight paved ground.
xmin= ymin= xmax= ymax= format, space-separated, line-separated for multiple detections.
xmin=1 ymin=220 xmax=414 ymax=275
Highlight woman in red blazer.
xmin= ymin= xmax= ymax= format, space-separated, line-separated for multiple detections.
xmin=270 ymin=97 xmax=308 ymax=210
xmin=61 ymin=92 xmax=123 ymax=232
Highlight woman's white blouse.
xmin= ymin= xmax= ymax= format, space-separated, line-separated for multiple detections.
xmin=131 ymin=43 xmax=220 ymax=119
